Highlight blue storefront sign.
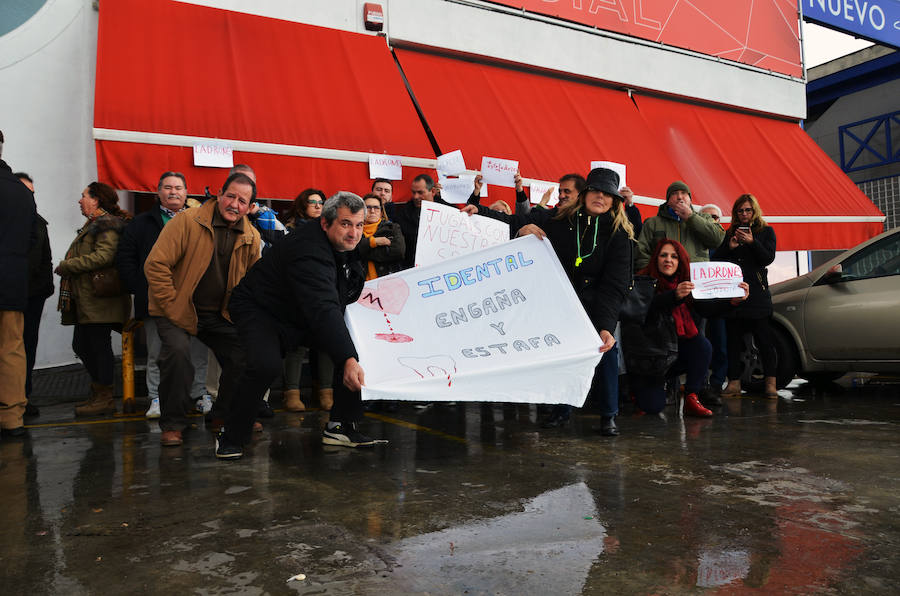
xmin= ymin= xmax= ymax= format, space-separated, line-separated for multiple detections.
xmin=803 ymin=0 xmax=900 ymax=48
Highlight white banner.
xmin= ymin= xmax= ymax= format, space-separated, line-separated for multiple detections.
xmin=590 ymin=160 xmax=626 ymax=188
xmin=414 ymin=201 xmax=509 ymax=268
xmin=437 ymin=149 xmax=467 ymax=177
xmin=368 ymin=154 xmax=403 ymax=180
xmin=690 ymin=261 xmax=744 ymax=299
xmin=346 ymin=235 xmax=603 ymax=406
xmin=193 ymin=143 xmax=234 ymax=168
xmin=481 ymin=156 xmax=518 ymax=188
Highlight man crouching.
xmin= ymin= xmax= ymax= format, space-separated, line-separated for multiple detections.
xmin=216 ymin=191 xmax=382 ymax=459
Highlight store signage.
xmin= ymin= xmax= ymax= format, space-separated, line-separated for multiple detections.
xmin=489 ymin=0 xmax=803 ymax=76
xmin=803 ymin=0 xmax=900 ymax=48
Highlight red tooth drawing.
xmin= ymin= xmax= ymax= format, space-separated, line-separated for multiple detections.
xmin=357 ymin=277 xmax=409 ymax=315
xmin=357 ymin=277 xmax=415 ymax=343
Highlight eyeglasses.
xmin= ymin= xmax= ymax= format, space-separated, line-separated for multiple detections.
xmin=366 ymin=205 xmax=382 ymax=211
xmin=308 ymin=199 xmax=324 ymax=206
xmin=736 ymin=208 xmax=754 ymax=214
xmin=708 ymin=214 xmax=720 ymax=221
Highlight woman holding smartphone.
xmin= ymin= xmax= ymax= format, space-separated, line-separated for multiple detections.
xmin=713 ymin=194 xmax=778 ymax=398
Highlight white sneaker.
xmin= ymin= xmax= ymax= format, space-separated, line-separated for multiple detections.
xmin=146 ymin=398 xmax=161 ymax=419
xmin=195 ymin=394 xmax=213 ymax=414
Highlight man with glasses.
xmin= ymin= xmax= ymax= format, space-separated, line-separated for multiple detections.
xmin=143 ymin=173 xmax=261 ymax=447
xmin=117 ymin=172 xmax=212 ymax=420
xmin=635 ymin=180 xmax=724 ymax=270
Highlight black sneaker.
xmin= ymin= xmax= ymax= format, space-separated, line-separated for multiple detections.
xmin=257 ymin=400 xmax=275 ymax=419
xmin=322 ymin=422 xmax=377 ymax=447
xmin=215 ymin=430 xmax=243 ymax=460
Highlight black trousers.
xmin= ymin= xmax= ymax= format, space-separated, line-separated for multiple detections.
xmin=726 ymin=316 xmax=777 ymax=380
xmin=226 ymin=298 xmax=363 ymax=446
xmin=24 ymin=296 xmax=46 ymax=397
xmin=155 ymin=313 xmax=244 ymax=432
xmin=72 ymin=323 xmax=115 ymax=386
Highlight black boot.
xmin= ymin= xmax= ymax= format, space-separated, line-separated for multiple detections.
xmin=599 ymin=416 xmax=618 ymax=436
xmin=698 ymin=385 xmax=723 ymax=407
xmin=540 ymin=404 xmax=571 ymax=428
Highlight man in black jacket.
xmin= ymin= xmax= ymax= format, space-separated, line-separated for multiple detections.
xmin=15 ymin=173 xmax=53 ymax=418
xmin=0 ymin=131 xmax=38 ymax=437
xmin=116 ymin=172 xmax=210 ymax=419
xmin=217 ymin=191 xmax=382 ymax=459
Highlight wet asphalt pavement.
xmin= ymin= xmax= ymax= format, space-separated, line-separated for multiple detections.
xmin=2 ymin=376 xmax=899 ymax=595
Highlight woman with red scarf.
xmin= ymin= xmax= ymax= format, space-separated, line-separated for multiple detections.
xmin=630 ymin=239 xmax=746 ymax=417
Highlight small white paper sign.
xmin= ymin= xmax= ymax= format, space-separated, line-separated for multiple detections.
xmin=438 ymin=174 xmax=486 ymax=204
xmin=481 ymin=156 xmax=518 ymax=188
xmin=415 ymin=201 xmax=509 ymax=268
xmin=193 ymin=143 xmax=234 ymax=168
xmin=590 ymin=161 xmax=626 ymax=189
xmin=437 ymin=150 xmax=467 ymax=177
xmin=528 ymin=180 xmax=559 ymax=206
xmin=690 ymin=262 xmax=744 ymax=299
xmin=369 ymin=154 xmax=403 ymax=180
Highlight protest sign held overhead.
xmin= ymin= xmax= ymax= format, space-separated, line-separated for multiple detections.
xmin=437 ymin=174 xmax=487 ymax=204
xmin=369 ymin=154 xmax=403 ymax=180
xmin=690 ymin=262 xmax=744 ymax=299
xmin=414 ymin=201 xmax=508 ymax=268
xmin=345 ymin=235 xmax=603 ymax=406
xmin=481 ymin=156 xmax=519 ymax=188
xmin=528 ymin=180 xmax=559 ymax=206
xmin=437 ymin=149 xmax=467 ymax=177
xmin=590 ymin=161 xmax=626 ymax=188
xmin=193 ymin=143 xmax=234 ymax=168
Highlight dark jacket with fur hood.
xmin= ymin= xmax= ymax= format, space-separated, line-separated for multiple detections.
xmin=57 ymin=213 xmax=131 ymax=326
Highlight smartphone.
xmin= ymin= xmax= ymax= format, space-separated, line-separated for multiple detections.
xmin=738 ymin=226 xmax=750 ymax=233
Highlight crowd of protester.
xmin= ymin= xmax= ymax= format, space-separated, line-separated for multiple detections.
xmin=0 ymin=127 xmax=780 ymax=457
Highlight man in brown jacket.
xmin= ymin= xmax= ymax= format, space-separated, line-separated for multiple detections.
xmin=144 ymin=172 xmax=261 ymax=446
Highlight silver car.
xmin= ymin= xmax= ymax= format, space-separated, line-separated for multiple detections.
xmin=762 ymin=227 xmax=900 ymax=387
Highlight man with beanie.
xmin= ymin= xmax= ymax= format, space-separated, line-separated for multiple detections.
xmin=635 ymin=180 xmax=724 ymax=270
xmin=0 ymin=130 xmax=38 ymax=438
xmin=216 ymin=191 xmax=385 ymax=460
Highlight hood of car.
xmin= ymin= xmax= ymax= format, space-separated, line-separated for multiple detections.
xmin=770 ymin=271 xmax=814 ymax=296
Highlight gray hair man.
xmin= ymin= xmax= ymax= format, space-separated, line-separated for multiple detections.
xmin=216 ymin=192 xmax=385 ymax=459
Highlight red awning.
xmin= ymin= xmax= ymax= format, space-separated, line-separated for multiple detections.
xmin=633 ymin=94 xmax=885 ymax=250
xmin=393 ymin=48 xmax=683 ymax=207
xmin=94 ymin=0 xmax=435 ymax=199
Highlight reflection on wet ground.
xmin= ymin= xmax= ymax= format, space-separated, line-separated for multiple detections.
xmin=2 ymin=378 xmax=899 ymax=594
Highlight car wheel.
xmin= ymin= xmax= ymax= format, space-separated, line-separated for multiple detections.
xmin=737 ymin=332 xmax=765 ymax=391
xmin=772 ymin=327 xmax=797 ymax=389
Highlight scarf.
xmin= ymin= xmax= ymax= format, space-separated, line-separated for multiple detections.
xmin=656 ymin=274 xmax=698 ymax=339
xmin=363 ymin=220 xmax=381 ymax=281
xmin=57 ymin=208 xmax=109 ymax=313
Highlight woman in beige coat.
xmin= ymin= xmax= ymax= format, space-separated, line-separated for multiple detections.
xmin=56 ymin=182 xmax=131 ymax=416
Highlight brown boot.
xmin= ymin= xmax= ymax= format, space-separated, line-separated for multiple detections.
xmin=318 ymin=388 xmax=333 ymax=411
xmin=74 ymin=384 xmax=116 ymax=417
xmin=764 ymin=376 xmax=778 ymax=399
xmin=282 ymin=389 xmax=306 ymax=412
xmin=722 ymin=380 xmax=742 ymax=398
xmin=75 ymin=382 xmax=101 ymax=407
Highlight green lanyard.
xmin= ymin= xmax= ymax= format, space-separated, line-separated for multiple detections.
xmin=575 ymin=215 xmax=599 ymax=268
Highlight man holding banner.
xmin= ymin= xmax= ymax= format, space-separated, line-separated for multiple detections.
xmin=216 ymin=192 xmax=381 ymax=459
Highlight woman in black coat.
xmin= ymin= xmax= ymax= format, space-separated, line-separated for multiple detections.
xmin=466 ymin=168 xmax=633 ymax=435
xmin=713 ymin=193 xmax=778 ymax=398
